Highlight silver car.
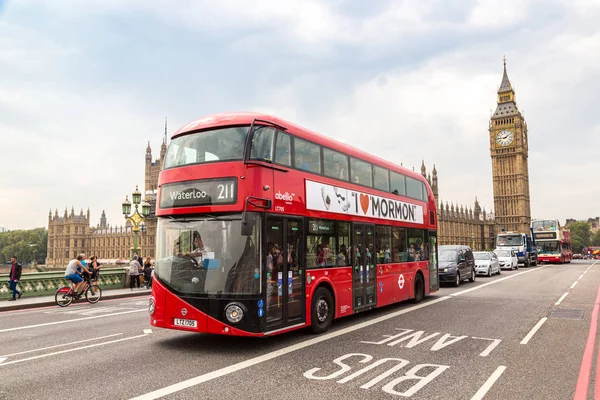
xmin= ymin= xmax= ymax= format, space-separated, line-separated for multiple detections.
xmin=474 ymin=251 xmax=501 ymax=276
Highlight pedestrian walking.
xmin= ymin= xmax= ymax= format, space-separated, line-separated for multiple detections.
xmin=8 ymin=256 xmax=23 ymax=301
xmin=142 ymin=257 xmax=153 ymax=289
xmin=129 ymin=255 xmax=141 ymax=289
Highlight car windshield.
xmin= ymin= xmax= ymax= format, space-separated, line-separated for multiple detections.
xmin=497 ymin=234 xmax=523 ymax=246
xmin=439 ymin=249 xmax=458 ymax=262
xmin=155 ymin=213 xmax=261 ymax=296
xmin=495 ymin=250 xmax=511 ymax=257
xmin=163 ymin=126 xmax=248 ymax=168
xmin=474 ymin=252 xmax=490 ymax=260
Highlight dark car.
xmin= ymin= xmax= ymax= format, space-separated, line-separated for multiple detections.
xmin=438 ymin=245 xmax=476 ymax=287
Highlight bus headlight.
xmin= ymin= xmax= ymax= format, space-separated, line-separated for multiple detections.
xmin=149 ymin=297 xmax=156 ymax=315
xmin=225 ymin=303 xmax=244 ymax=324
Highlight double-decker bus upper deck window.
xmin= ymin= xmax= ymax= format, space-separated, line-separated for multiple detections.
xmin=390 ymin=171 xmax=406 ymax=196
xmin=274 ymin=131 xmax=291 ymax=166
xmin=294 ymin=138 xmax=321 ymax=174
xmin=323 ymin=148 xmax=349 ymax=181
xmin=532 ymin=220 xmax=558 ymax=231
xmin=250 ymin=126 xmax=276 ymax=162
xmin=373 ymin=165 xmax=390 ymax=192
xmin=164 ymin=126 xmax=247 ymax=168
xmin=350 ymin=157 xmax=372 ymax=186
xmin=406 ymin=176 xmax=424 ymax=201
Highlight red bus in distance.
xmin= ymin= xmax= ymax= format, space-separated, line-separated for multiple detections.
xmin=149 ymin=112 xmax=439 ymax=336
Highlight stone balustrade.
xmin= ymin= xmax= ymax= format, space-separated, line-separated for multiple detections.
xmin=0 ymin=268 xmax=129 ymax=300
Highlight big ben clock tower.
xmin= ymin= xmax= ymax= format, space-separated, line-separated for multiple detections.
xmin=489 ymin=58 xmax=531 ymax=233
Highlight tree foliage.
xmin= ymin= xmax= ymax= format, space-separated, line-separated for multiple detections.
xmin=592 ymin=230 xmax=600 ymax=247
xmin=0 ymin=228 xmax=47 ymax=264
xmin=569 ymin=222 xmax=592 ymax=253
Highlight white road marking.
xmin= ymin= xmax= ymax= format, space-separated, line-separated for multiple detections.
xmin=143 ymin=329 xmax=153 ymax=334
xmin=579 ymin=274 xmax=584 ymax=280
xmin=0 ymin=334 xmax=148 ymax=367
xmin=0 ymin=309 xmax=146 ymax=334
xmin=0 ymin=357 xmax=6 ymax=364
xmin=130 ymin=266 xmax=551 ymax=400
xmin=471 ymin=337 xmax=502 ymax=357
xmin=571 ymin=281 xmax=579 ymax=289
xmin=470 ymin=366 xmax=507 ymax=400
xmin=520 ymin=317 xmax=548 ymax=345
xmin=555 ymin=292 xmax=569 ymax=306
xmin=449 ymin=264 xmax=551 ymax=297
xmin=0 ymin=333 xmax=123 ymax=357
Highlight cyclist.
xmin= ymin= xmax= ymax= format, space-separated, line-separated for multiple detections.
xmin=88 ymin=255 xmax=102 ymax=280
xmin=64 ymin=255 xmax=89 ymax=296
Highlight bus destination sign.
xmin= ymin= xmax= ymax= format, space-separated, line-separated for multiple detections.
xmin=160 ymin=178 xmax=237 ymax=209
xmin=534 ymin=232 xmax=557 ymax=240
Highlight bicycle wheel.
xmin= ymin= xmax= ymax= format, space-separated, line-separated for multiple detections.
xmin=55 ymin=286 xmax=74 ymax=307
xmin=85 ymin=284 xmax=102 ymax=304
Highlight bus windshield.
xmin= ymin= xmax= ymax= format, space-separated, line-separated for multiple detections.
xmin=539 ymin=241 xmax=560 ymax=254
xmin=155 ymin=214 xmax=261 ymax=296
xmin=163 ymin=126 xmax=248 ymax=168
xmin=497 ymin=234 xmax=523 ymax=246
xmin=532 ymin=220 xmax=558 ymax=231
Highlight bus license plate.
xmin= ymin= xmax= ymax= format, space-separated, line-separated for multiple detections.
xmin=174 ymin=318 xmax=198 ymax=328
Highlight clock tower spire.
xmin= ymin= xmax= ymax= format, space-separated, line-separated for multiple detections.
xmin=489 ymin=57 xmax=531 ymax=233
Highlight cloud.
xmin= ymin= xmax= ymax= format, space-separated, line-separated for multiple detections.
xmin=1 ymin=0 xmax=599 ymax=231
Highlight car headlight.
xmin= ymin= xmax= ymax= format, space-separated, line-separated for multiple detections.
xmin=225 ymin=303 xmax=244 ymax=324
xmin=148 ymin=297 xmax=155 ymax=315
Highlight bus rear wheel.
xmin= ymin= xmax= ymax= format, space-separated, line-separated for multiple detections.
xmin=311 ymin=287 xmax=334 ymax=334
xmin=413 ymin=274 xmax=424 ymax=304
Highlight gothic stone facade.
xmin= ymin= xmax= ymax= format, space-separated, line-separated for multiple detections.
xmin=420 ymin=163 xmax=496 ymax=251
xmin=489 ymin=59 xmax=531 ymax=233
xmin=46 ymin=137 xmax=165 ymax=267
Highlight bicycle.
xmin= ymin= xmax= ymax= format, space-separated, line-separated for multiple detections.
xmin=55 ymin=275 xmax=102 ymax=307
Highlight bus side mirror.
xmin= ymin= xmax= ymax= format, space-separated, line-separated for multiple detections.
xmin=241 ymin=212 xmax=255 ymax=236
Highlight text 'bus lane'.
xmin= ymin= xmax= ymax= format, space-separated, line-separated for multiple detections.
xmin=303 ymin=327 xmax=504 ymax=398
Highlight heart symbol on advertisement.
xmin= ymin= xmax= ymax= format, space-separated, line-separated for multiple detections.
xmin=359 ymin=194 xmax=370 ymax=214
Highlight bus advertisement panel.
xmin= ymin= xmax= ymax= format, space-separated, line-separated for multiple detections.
xmin=148 ymin=112 xmax=439 ymax=337
xmin=531 ymin=219 xmax=572 ymax=264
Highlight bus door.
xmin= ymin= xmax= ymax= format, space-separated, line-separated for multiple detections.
xmin=265 ymin=216 xmax=305 ymax=331
xmin=428 ymin=231 xmax=439 ymax=292
xmin=352 ymin=224 xmax=377 ymax=310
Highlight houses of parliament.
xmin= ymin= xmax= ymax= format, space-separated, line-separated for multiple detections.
xmin=46 ymin=60 xmax=532 ymax=266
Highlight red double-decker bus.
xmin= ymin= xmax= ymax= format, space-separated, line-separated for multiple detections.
xmin=149 ymin=112 xmax=439 ymax=336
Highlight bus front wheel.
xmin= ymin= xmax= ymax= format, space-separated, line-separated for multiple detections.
xmin=311 ymin=287 xmax=334 ymax=334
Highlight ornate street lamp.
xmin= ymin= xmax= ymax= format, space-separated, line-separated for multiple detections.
xmin=122 ymin=185 xmax=151 ymax=259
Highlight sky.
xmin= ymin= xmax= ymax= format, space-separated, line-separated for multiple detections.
xmin=0 ymin=0 xmax=599 ymax=230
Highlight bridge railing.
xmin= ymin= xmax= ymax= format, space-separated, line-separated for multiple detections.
xmin=0 ymin=268 xmax=129 ymax=300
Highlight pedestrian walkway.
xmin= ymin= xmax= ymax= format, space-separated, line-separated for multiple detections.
xmin=0 ymin=287 xmax=151 ymax=312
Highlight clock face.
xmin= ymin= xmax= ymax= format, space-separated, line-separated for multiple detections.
xmin=496 ymin=129 xmax=514 ymax=146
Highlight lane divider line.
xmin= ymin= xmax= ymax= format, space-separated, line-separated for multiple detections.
xmin=555 ymin=293 xmax=569 ymax=306
xmin=129 ymin=265 xmax=551 ymax=400
xmin=579 ymin=274 xmax=585 ymax=280
xmin=571 ymin=281 xmax=579 ymax=290
xmin=520 ymin=317 xmax=548 ymax=345
xmin=0 ymin=334 xmax=148 ymax=367
xmin=450 ymin=265 xmax=551 ymax=297
xmin=470 ymin=365 xmax=507 ymax=400
xmin=0 ymin=333 xmax=123 ymax=357
xmin=573 ymin=284 xmax=600 ymax=400
xmin=0 ymin=309 xmax=147 ymax=334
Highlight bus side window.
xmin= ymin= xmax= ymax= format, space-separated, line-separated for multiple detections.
xmin=274 ymin=131 xmax=291 ymax=166
xmin=250 ymin=127 xmax=276 ymax=161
